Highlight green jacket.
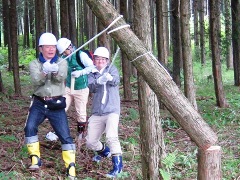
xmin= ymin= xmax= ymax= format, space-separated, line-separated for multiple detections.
xmin=29 ymin=57 xmax=67 ymax=97
xmin=64 ymin=52 xmax=88 ymax=90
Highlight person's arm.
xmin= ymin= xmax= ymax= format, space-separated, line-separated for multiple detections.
xmin=29 ymin=60 xmax=47 ymax=86
xmin=51 ymin=58 xmax=68 ymax=82
xmin=79 ymin=52 xmax=95 ymax=74
xmin=105 ymin=66 xmax=120 ymax=86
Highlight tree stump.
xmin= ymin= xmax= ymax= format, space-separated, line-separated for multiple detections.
xmin=197 ymin=146 xmax=222 ymax=180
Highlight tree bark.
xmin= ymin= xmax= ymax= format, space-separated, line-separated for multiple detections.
xmin=171 ymin=0 xmax=182 ymax=87
xmin=156 ymin=0 xmax=168 ymax=65
xmin=199 ymin=0 xmax=206 ymax=65
xmin=120 ymin=0 xmax=132 ymax=100
xmin=2 ymin=0 xmax=9 ymax=47
xmin=35 ymin=0 xmax=46 ymax=56
xmin=50 ymin=0 xmax=59 ymax=39
xmin=68 ymin=0 xmax=77 ymax=45
xmin=23 ymin=0 xmax=29 ymax=48
xmin=231 ymin=0 xmax=240 ymax=85
xmin=133 ymin=0 xmax=165 ymax=179
xmin=197 ymin=146 xmax=222 ymax=180
xmin=60 ymin=0 xmax=69 ymax=38
xmin=180 ymin=0 xmax=198 ymax=109
xmin=29 ymin=0 xmax=35 ymax=48
xmin=209 ymin=0 xmax=229 ymax=107
xmin=224 ymin=0 xmax=233 ymax=69
xmin=9 ymin=0 xmax=21 ymax=95
xmin=85 ymin=0 xmax=217 ymax=150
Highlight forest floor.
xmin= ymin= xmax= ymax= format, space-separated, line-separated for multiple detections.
xmin=0 ymin=74 xmax=239 ymax=179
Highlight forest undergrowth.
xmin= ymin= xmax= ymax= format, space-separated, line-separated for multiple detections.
xmin=0 ymin=62 xmax=239 ymax=179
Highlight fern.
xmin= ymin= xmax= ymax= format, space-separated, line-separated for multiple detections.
xmin=162 ymin=152 xmax=177 ymax=170
xmin=159 ymin=151 xmax=177 ymax=179
xmin=159 ymin=169 xmax=171 ymax=180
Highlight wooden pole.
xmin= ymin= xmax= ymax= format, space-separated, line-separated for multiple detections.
xmin=197 ymin=146 xmax=222 ymax=180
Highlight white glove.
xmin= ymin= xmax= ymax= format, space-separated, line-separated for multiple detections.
xmin=104 ymin=72 xmax=113 ymax=81
xmin=42 ymin=61 xmax=52 ymax=74
xmin=71 ymin=69 xmax=87 ymax=78
xmin=43 ymin=62 xmax=59 ymax=73
xmin=46 ymin=131 xmax=58 ymax=141
xmin=50 ymin=63 xmax=59 ymax=73
xmin=97 ymin=74 xmax=108 ymax=85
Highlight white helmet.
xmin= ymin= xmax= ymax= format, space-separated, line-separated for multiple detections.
xmin=94 ymin=47 xmax=109 ymax=59
xmin=57 ymin=38 xmax=71 ymax=54
xmin=38 ymin=32 xmax=57 ymax=46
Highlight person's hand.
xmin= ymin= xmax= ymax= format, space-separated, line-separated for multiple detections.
xmin=50 ymin=63 xmax=59 ymax=73
xmin=42 ymin=61 xmax=51 ymax=74
xmin=43 ymin=62 xmax=59 ymax=74
xmin=104 ymin=72 xmax=113 ymax=81
xmin=71 ymin=69 xmax=87 ymax=78
xmin=97 ymin=74 xmax=108 ymax=85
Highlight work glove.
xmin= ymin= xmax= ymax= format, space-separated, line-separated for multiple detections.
xmin=104 ymin=72 xmax=113 ymax=81
xmin=42 ymin=62 xmax=59 ymax=74
xmin=71 ymin=69 xmax=87 ymax=78
xmin=50 ymin=63 xmax=59 ymax=73
xmin=97 ymin=74 xmax=109 ymax=85
xmin=42 ymin=61 xmax=52 ymax=74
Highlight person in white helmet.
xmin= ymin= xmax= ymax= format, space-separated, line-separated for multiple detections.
xmin=86 ymin=47 xmax=123 ymax=178
xmin=57 ymin=38 xmax=95 ymax=138
xmin=24 ymin=33 xmax=76 ymax=179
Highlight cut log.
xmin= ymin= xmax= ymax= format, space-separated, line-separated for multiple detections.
xmin=85 ymin=0 xmax=218 ymax=150
xmin=197 ymin=146 xmax=222 ymax=180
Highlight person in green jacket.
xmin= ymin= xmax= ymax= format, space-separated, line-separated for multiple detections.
xmin=57 ymin=38 xmax=95 ymax=138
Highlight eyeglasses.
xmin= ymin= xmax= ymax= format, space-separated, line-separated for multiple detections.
xmin=94 ymin=56 xmax=107 ymax=61
xmin=66 ymin=44 xmax=72 ymax=51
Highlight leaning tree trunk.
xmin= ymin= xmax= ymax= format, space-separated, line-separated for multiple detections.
xmin=85 ymin=0 xmax=218 ymax=150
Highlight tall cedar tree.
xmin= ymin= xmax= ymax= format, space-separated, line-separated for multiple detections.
xmin=133 ymin=0 xmax=165 ymax=179
xmin=209 ymin=0 xmax=229 ymax=107
xmin=120 ymin=0 xmax=132 ymax=100
xmin=180 ymin=0 xmax=197 ymax=109
xmin=9 ymin=0 xmax=21 ymax=95
xmin=231 ymin=0 xmax=240 ymax=85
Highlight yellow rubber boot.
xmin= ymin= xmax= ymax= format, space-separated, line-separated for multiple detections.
xmin=62 ymin=150 xmax=76 ymax=179
xmin=27 ymin=141 xmax=41 ymax=170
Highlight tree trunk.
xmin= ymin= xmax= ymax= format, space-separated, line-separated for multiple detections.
xmin=85 ymin=0 xmax=218 ymax=150
xmin=68 ymin=0 xmax=77 ymax=46
xmin=0 ymin=72 xmax=4 ymax=93
xmin=9 ymin=0 xmax=21 ymax=96
xmin=199 ymin=0 xmax=206 ymax=65
xmin=2 ymin=0 xmax=9 ymax=47
xmin=180 ymin=0 xmax=198 ymax=109
xmin=60 ymin=0 xmax=69 ymax=38
xmin=23 ymin=0 xmax=29 ymax=48
xmin=171 ymin=0 xmax=182 ymax=87
xmin=35 ymin=0 xmax=46 ymax=56
xmin=209 ymin=0 xmax=229 ymax=107
xmin=156 ymin=0 xmax=168 ymax=65
xmin=193 ymin=0 xmax=200 ymax=59
xmin=197 ymin=146 xmax=222 ymax=180
xmin=50 ymin=0 xmax=59 ymax=39
xmin=133 ymin=0 xmax=165 ymax=179
xmin=231 ymin=0 xmax=240 ymax=85
xmin=29 ymin=0 xmax=35 ymax=48
xmin=120 ymin=0 xmax=132 ymax=100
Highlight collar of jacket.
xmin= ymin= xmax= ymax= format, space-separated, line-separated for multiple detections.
xmin=39 ymin=53 xmax=58 ymax=64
